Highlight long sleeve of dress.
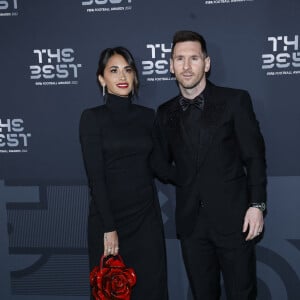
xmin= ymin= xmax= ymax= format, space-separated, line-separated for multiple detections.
xmin=79 ymin=109 xmax=115 ymax=232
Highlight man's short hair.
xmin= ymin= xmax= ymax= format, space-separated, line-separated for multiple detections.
xmin=171 ymin=30 xmax=208 ymax=57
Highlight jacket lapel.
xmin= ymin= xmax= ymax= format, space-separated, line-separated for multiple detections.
xmin=165 ymin=83 xmax=227 ymax=171
xmin=196 ymin=82 xmax=227 ymax=169
xmin=165 ymin=96 xmax=195 ymax=154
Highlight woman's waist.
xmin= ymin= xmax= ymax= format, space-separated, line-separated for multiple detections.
xmin=105 ymin=167 xmax=153 ymax=182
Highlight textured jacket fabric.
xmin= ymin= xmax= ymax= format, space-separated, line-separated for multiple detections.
xmin=154 ymin=81 xmax=267 ymax=238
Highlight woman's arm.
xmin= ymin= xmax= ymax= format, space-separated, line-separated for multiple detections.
xmin=79 ymin=108 xmax=119 ymax=255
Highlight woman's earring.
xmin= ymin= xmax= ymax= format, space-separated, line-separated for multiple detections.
xmin=102 ymin=85 xmax=105 ymax=96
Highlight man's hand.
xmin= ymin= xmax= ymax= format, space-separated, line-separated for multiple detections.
xmin=243 ymin=207 xmax=264 ymax=241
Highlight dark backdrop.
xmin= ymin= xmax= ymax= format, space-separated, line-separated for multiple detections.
xmin=1 ymin=0 xmax=300 ymax=299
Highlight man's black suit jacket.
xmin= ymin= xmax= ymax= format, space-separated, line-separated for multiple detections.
xmin=154 ymin=81 xmax=267 ymax=238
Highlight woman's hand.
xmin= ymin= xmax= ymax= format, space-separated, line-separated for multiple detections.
xmin=103 ymin=231 xmax=119 ymax=256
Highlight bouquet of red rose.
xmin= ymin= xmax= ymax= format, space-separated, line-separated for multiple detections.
xmin=90 ymin=254 xmax=137 ymax=300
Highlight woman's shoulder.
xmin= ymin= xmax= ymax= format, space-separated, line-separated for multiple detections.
xmin=132 ymin=103 xmax=155 ymax=115
xmin=132 ymin=104 xmax=155 ymax=123
xmin=131 ymin=104 xmax=155 ymax=127
xmin=79 ymin=105 xmax=109 ymax=132
xmin=81 ymin=104 xmax=106 ymax=115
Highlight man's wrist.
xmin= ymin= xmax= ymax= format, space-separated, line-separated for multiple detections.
xmin=250 ymin=202 xmax=266 ymax=212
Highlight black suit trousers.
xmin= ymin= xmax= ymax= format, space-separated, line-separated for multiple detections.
xmin=180 ymin=210 xmax=257 ymax=300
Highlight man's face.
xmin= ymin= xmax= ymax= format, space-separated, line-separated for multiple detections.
xmin=170 ymin=41 xmax=210 ymax=92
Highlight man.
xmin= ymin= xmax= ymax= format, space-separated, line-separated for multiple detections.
xmin=154 ymin=30 xmax=267 ymax=300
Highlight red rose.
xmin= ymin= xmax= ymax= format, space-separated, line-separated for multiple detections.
xmin=90 ymin=256 xmax=137 ymax=300
xmin=98 ymin=267 xmax=136 ymax=300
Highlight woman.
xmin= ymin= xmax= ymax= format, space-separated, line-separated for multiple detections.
xmin=79 ymin=47 xmax=169 ymax=300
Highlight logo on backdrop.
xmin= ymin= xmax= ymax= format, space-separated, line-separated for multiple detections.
xmin=204 ymin=0 xmax=254 ymax=5
xmin=141 ymin=43 xmax=175 ymax=83
xmin=0 ymin=0 xmax=18 ymax=17
xmin=81 ymin=0 xmax=133 ymax=13
xmin=29 ymin=48 xmax=82 ymax=86
xmin=262 ymin=35 xmax=300 ymax=76
xmin=0 ymin=119 xmax=31 ymax=153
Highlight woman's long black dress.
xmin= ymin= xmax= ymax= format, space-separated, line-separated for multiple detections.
xmin=79 ymin=94 xmax=168 ymax=300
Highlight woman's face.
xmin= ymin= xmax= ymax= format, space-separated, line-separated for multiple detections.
xmin=98 ymin=54 xmax=135 ymax=97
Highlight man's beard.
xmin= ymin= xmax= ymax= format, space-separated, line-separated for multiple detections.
xmin=179 ymin=78 xmax=201 ymax=90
